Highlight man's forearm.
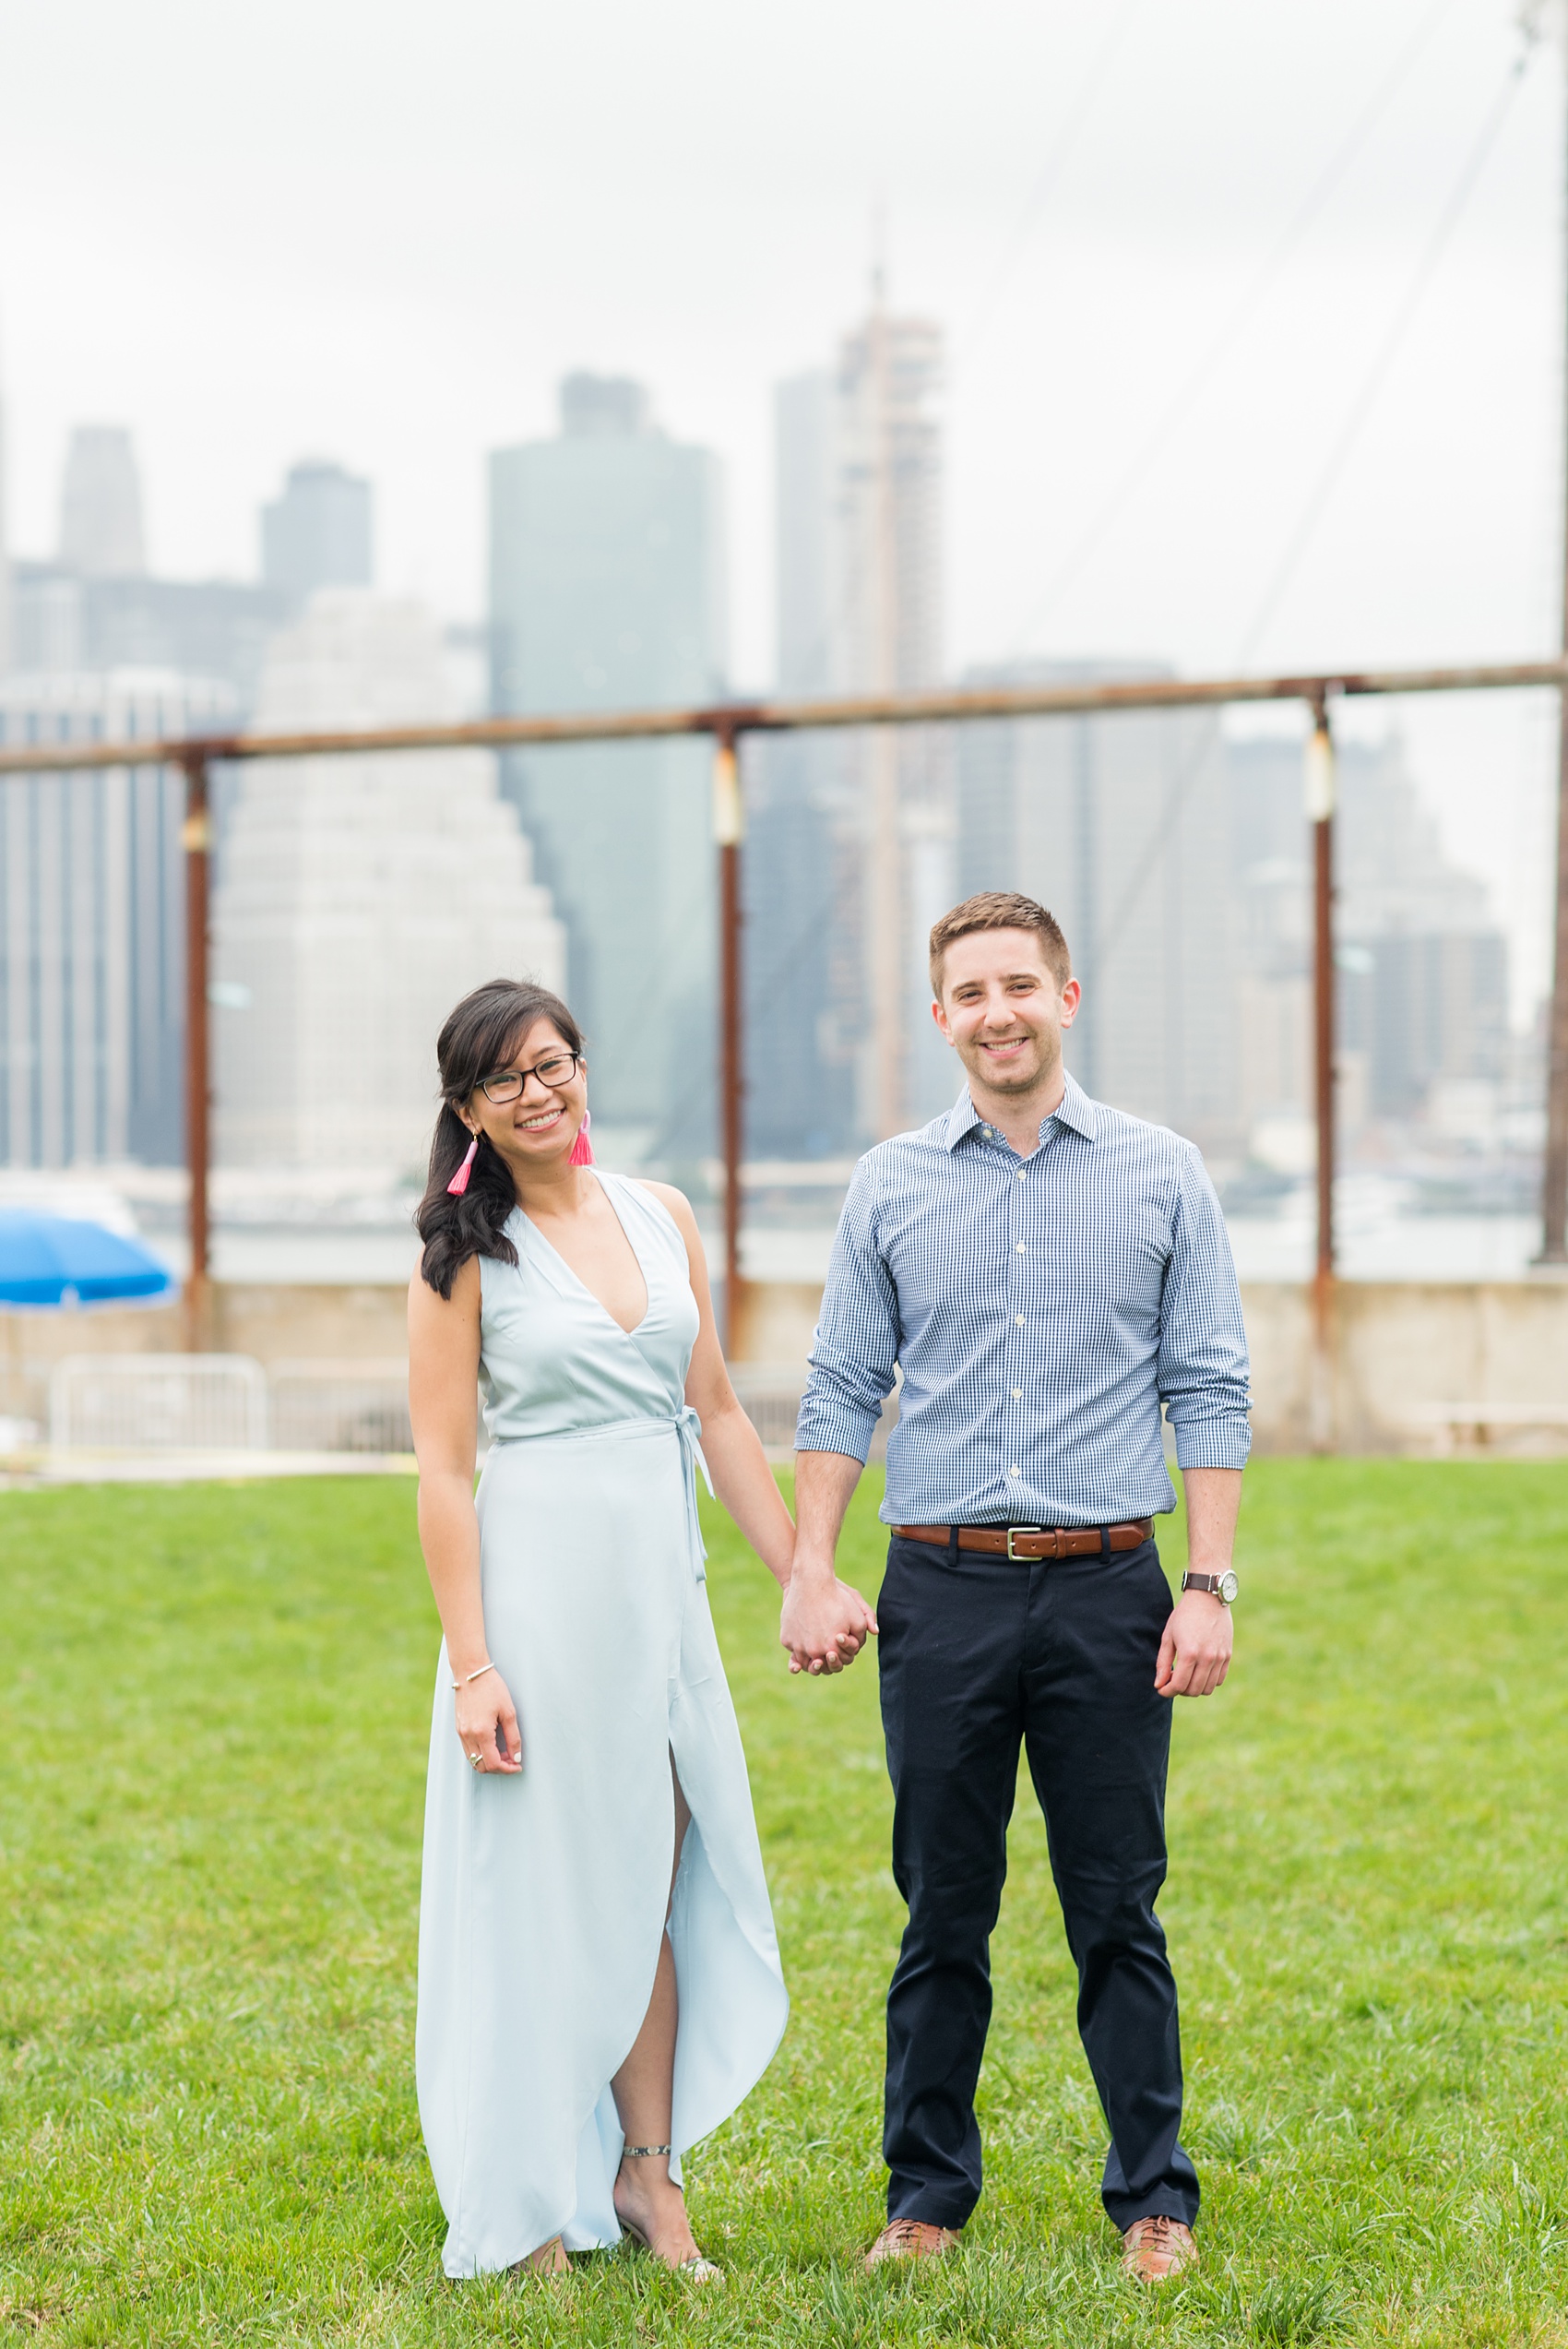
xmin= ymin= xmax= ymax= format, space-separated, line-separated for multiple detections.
xmin=790 ymin=1449 xmax=864 ymax=1580
xmin=1182 ymin=1465 xmax=1241 ymax=1568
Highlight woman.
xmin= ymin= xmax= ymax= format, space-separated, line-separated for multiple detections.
xmin=409 ymin=977 xmax=795 ymax=2281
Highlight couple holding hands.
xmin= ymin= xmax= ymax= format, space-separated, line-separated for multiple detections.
xmin=407 ymin=890 xmax=1250 ymax=2287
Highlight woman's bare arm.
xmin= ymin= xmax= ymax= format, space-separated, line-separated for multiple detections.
xmin=408 ymin=1258 xmax=521 ymax=1772
xmin=640 ymin=1182 xmax=798 ymax=1591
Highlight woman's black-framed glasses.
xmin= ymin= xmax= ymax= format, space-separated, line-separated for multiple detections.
xmin=480 ymin=1051 xmax=582 ymax=1106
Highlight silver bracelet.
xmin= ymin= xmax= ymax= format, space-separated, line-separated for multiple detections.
xmin=450 ymin=1659 xmax=498 ymax=1691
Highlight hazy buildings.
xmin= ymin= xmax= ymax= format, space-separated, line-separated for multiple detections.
xmin=213 ymin=591 xmax=564 ymax=1175
xmin=7 ymin=563 xmax=290 ymax=709
xmin=744 ymin=376 xmax=856 ymax=1159
xmin=956 ymin=663 xmax=1241 ymax=1157
xmin=6 ymin=429 xmax=289 ymax=709
xmin=489 ymin=372 xmax=725 ymax=1160
xmin=0 ymin=356 xmax=11 ymax=673
xmin=58 ymin=426 xmax=146 ymax=577
xmin=955 ymin=689 xmax=1511 ymax=1161
xmin=0 ymin=669 xmax=237 ymax=1167
xmin=1226 ymin=732 xmax=1510 ymax=1149
xmin=262 ymin=460 xmax=373 ymax=608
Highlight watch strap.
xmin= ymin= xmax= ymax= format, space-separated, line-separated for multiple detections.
xmin=1182 ymin=1569 xmax=1234 ymax=1601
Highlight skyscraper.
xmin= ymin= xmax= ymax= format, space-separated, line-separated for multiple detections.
xmin=261 ymin=460 xmax=374 ymax=609
xmin=489 ymin=373 xmax=726 ymax=1161
xmin=213 ymin=591 xmax=564 ymax=1175
xmin=58 ymin=427 xmax=145 ymax=577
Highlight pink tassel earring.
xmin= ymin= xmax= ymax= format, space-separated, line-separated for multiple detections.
xmin=567 ymin=1109 xmax=594 ymax=1167
xmin=446 ymin=1132 xmax=480 ymax=1197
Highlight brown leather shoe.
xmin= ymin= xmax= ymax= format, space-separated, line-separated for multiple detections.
xmin=865 ymin=2218 xmax=962 ymax=2271
xmin=1122 ymin=2215 xmax=1197 ymax=2283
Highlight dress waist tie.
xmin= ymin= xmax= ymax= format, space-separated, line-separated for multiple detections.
xmin=486 ymin=1408 xmax=714 ymax=1584
xmin=674 ymin=1403 xmax=715 ymax=1583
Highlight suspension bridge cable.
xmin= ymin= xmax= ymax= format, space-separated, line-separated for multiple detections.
xmin=1003 ymin=0 xmax=1464 ymax=659
xmin=956 ymin=0 xmax=1146 ymax=366
xmin=1081 ymin=37 xmax=1534 ymax=969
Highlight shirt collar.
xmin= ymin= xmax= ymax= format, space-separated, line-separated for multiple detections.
xmin=942 ymin=1069 xmax=1099 ymax=1153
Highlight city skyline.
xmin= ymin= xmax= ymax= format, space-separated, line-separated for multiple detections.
xmin=0 ymin=330 xmax=1541 ymax=1176
xmin=0 ymin=0 xmax=1557 ymax=1019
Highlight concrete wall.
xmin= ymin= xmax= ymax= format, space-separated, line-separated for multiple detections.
xmin=10 ymin=1275 xmax=1568 ymax=1456
xmin=0 ymin=1285 xmax=410 ymax=1426
xmin=733 ymin=1276 xmax=1568 ymax=1458
xmin=1242 ymin=1279 xmax=1568 ymax=1454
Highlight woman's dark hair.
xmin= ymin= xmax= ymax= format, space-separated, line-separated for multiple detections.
xmin=417 ymin=978 xmax=585 ymax=1298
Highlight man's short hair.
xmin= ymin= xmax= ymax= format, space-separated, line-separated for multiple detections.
xmin=928 ymin=891 xmax=1072 ymax=994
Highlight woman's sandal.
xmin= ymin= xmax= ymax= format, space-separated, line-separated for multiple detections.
xmin=514 ymin=2234 xmax=570 ymax=2281
xmin=616 ymin=2145 xmax=723 ymax=2284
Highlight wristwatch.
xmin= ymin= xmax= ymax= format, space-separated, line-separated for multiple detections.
xmin=1182 ymin=1569 xmax=1238 ymax=1605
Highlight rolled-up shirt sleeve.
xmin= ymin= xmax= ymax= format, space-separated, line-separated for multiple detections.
xmin=1157 ymin=1146 xmax=1253 ymax=1470
xmin=795 ymin=1160 xmax=900 ymax=1461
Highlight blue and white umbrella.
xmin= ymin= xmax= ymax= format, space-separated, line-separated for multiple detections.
xmin=0 ymin=1210 xmax=174 ymax=1306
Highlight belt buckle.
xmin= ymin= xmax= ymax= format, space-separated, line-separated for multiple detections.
xmin=1005 ymin=1524 xmax=1043 ymax=1561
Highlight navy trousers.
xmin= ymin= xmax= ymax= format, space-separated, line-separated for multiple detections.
xmin=876 ymin=1532 xmax=1200 ymax=2233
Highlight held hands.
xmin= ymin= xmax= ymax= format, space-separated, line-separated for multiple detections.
xmin=779 ymin=1566 xmax=878 ymax=1676
xmin=1154 ymin=1590 xmax=1233 ymax=1699
xmin=455 ymin=1669 xmax=524 ymax=1772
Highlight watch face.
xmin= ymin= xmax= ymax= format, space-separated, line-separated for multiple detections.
xmin=1218 ymin=1570 xmax=1239 ymax=1604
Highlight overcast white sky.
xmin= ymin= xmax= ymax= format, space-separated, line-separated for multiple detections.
xmin=0 ymin=0 xmax=1562 ymax=1008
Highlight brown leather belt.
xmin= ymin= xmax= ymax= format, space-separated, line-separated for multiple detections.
xmin=896 ymin=1519 xmax=1154 ymax=1562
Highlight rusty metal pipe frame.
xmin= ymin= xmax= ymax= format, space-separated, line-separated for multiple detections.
xmin=2 ymin=656 xmax=1565 ymax=777
xmin=5 ymin=652 xmax=1564 ymax=1399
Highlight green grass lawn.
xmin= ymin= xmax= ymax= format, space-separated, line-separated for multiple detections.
xmin=1 ymin=1461 xmax=1566 ymax=2346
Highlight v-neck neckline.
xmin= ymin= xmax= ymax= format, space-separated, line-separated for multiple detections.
xmin=517 ymin=1171 xmax=653 ymax=1341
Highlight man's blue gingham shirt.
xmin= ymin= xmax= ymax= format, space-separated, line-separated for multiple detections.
xmin=795 ymin=1073 xmax=1252 ymax=1528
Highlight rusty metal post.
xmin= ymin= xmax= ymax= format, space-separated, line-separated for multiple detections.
xmin=180 ymin=752 xmax=212 ymax=1353
xmin=713 ymin=730 xmax=744 ymax=1355
xmin=1305 ymin=698 xmax=1336 ymax=1449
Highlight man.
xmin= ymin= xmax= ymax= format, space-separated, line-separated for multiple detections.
xmin=781 ymin=890 xmax=1249 ymax=2283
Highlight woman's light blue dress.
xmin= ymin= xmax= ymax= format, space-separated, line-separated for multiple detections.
xmin=415 ymin=1171 xmax=788 ymax=2276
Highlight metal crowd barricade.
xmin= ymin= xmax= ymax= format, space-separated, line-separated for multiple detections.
xmin=50 ymin=1353 xmax=269 ymax=1453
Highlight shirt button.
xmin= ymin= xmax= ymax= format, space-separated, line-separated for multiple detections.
xmin=1015 ymin=1314 xmax=1025 ymax=1326
xmin=1016 ymin=1241 xmax=1026 ymax=1254
xmin=1012 ymin=1387 xmax=1022 ymax=1399
xmin=1016 ymin=1169 xmax=1026 ymax=1180
xmin=1009 ymin=1464 xmax=1021 ymax=1476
